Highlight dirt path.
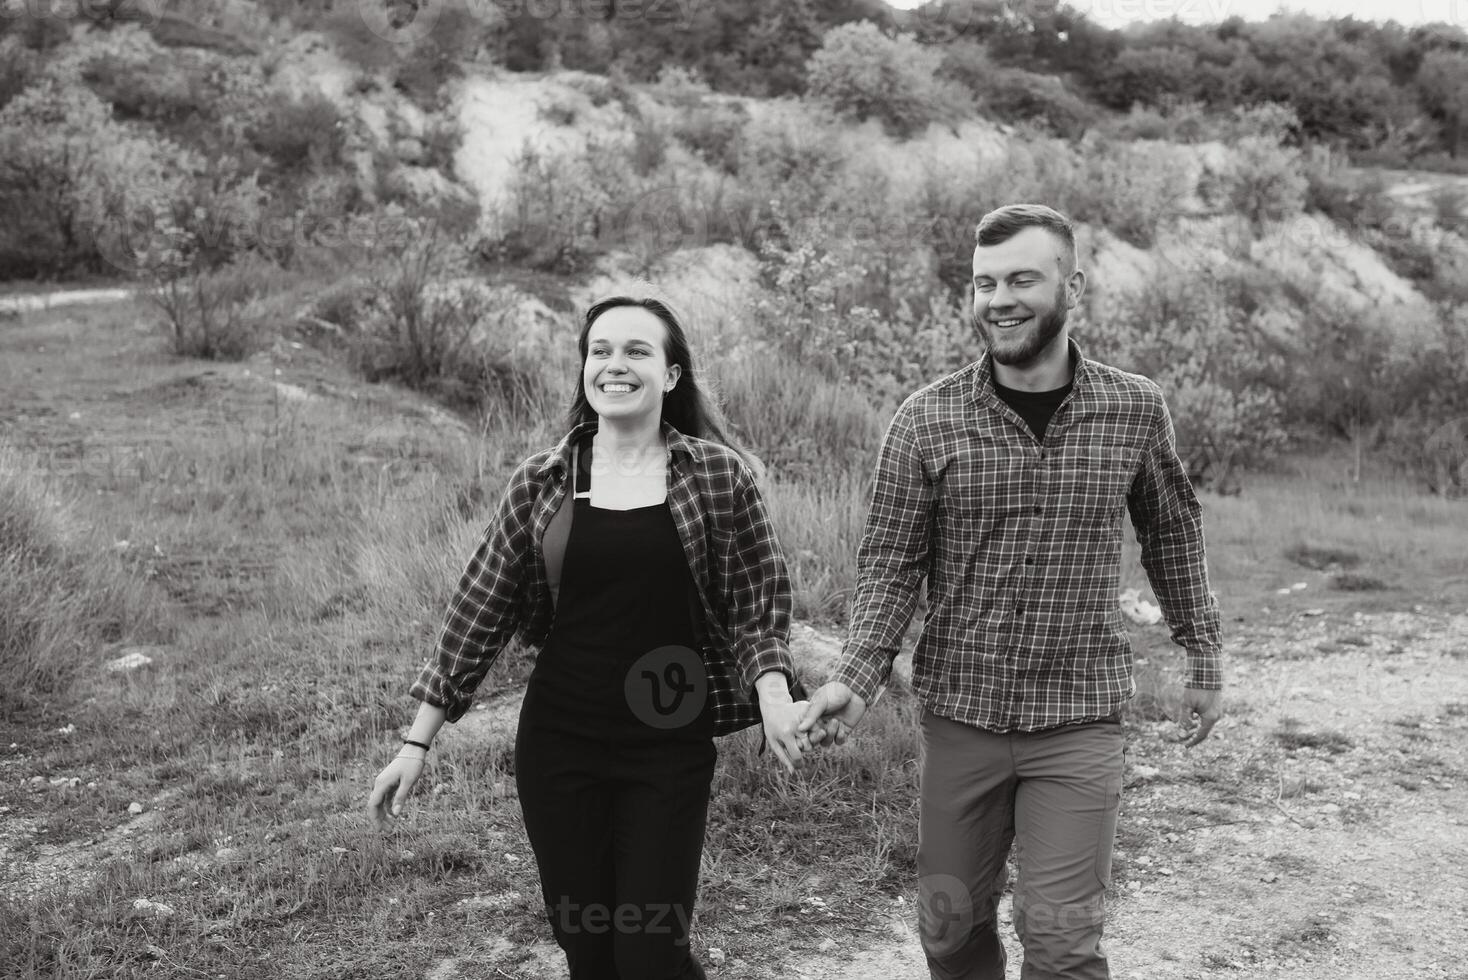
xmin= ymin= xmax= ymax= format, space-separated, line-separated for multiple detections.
xmin=776 ymin=609 xmax=1468 ymax=980
xmin=0 ymin=286 xmax=138 ymax=313
xmin=4 ymin=298 xmax=1465 ymax=979
xmin=412 ymin=609 xmax=1467 ymax=980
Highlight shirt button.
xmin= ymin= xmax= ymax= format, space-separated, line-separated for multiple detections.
xmin=1015 ymin=603 xmax=1025 ymax=616
xmin=1033 ymin=504 xmax=1042 ymax=515
xmin=1025 ymin=556 xmax=1034 ymax=565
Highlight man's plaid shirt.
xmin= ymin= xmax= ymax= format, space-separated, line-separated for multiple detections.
xmin=409 ymin=421 xmax=796 ymax=730
xmin=832 ymin=342 xmax=1223 ymax=732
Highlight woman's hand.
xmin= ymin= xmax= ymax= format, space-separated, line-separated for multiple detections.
xmin=760 ymin=698 xmax=814 ymax=774
xmin=367 ymin=752 xmax=427 ymax=827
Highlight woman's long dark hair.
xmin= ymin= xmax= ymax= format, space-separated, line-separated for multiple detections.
xmin=566 ymin=289 xmax=764 ymax=480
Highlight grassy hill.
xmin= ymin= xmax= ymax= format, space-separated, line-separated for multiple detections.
xmin=2 ymin=9 xmax=1468 ymax=976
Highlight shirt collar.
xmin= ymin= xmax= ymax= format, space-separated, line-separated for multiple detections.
xmin=538 ymin=419 xmax=705 ymax=477
xmin=971 ymin=337 xmax=1091 ymax=406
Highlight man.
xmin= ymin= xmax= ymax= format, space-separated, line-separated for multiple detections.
xmin=799 ymin=204 xmax=1223 ymax=980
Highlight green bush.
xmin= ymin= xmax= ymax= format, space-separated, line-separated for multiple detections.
xmin=393 ymin=5 xmax=492 ymax=108
xmin=1086 ymin=264 xmax=1286 ymax=488
xmin=976 ymin=68 xmax=1093 ymax=138
xmin=630 ymin=117 xmax=668 ymax=176
xmin=669 ymin=99 xmax=748 ymax=174
xmin=1364 ymin=225 xmax=1439 ymax=283
xmin=1286 ymin=299 xmax=1468 ymax=484
xmin=0 ymin=78 xmax=195 ymax=277
xmin=0 ymin=37 xmax=42 ymax=112
xmin=484 ymin=141 xmax=633 ymax=273
xmin=1210 ymin=135 xmax=1308 ymax=233
xmin=1409 ymin=304 xmax=1468 ymax=420
xmin=1302 ymin=150 xmax=1395 ymax=232
xmin=806 ymin=22 xmax=970 ymax=139
xmin=940 ymin=44 xmax=1093 ymax=138
xmin=351 ymin=209 xmax=559 ymax=414
xmin=1071 ymin=136 xmax=1198 ymax=247
xmin=319 ymin=2 xmax=399 ymax=78
xmin=1284 ymin=300 xmax=1400 ymax=446
xmin=1431 ymin=185 xmax=1467 ymax=235
xmin=1100 ymin=99 xmax=1213 ymax=142
xmin=751 ymin=211 xmax=971 ymax=410
xmin=152 ymin=252 xmax=302 ymax=360
xmin=73 ymin=27 xmax=213 ymax=125
xmin=721 ymin=101 xmax=847 ymax=243
xmin=247 ymin=91 xmax=347 ymax=174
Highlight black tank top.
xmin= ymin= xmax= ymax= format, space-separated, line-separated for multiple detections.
xmin=526 ymin=442 xmax=712 ymax=741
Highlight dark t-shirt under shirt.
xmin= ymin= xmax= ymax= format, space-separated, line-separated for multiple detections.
xmin=993 ymin=377 xmax=1073 ymax=442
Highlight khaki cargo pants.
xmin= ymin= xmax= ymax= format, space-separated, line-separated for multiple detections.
xmin=917 ymin=709 xmax=1124 ymax=980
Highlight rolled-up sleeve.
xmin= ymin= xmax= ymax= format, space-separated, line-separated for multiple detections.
xmin=727 ymin=465 xmax=796 ymax=699
xmin=1126 ymin=388 xmax=1223 ymax=690
xmin=409 ymin=462 xmax=536 ymax=721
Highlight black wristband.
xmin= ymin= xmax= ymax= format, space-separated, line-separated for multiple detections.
xmin=402 ymin=738 xmax=431 ymax=752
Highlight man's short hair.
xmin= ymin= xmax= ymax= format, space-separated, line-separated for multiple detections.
xmin=975 ymin=204 xmax=1077 ymax=270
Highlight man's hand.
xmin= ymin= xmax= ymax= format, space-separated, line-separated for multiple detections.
xmin=798 ymin=681 xmax=867 ymax=748
xmin=1180 ymin=687 xmax=1223 ymax=747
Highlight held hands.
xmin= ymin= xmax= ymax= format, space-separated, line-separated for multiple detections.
xmin=798 ymin=681 xmax=867 ymax=749
xmin=756 ymin=671 xmax=870 ymax=773
xmin=366 ymin=751 xmax=427 ymax=827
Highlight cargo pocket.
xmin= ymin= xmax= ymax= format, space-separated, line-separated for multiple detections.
xmin=1094 ymin=739 xmax=1124 ymax=891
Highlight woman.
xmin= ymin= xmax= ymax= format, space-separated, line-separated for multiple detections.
xmin=367 ymin=290 xmax=812 ymax=980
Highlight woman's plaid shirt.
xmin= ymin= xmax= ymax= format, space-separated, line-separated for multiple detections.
xmin=832 ymin=344 xmax=1223 ymax=732
xmin=408 ymin=421 xmax=796 ymax=729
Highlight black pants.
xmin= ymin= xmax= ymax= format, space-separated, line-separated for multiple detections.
xmin=515 ymin=720 xmax=716 ymax=980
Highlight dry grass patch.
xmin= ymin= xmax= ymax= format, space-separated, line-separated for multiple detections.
xmin=0 ymin=446 xmax=167 ymax=705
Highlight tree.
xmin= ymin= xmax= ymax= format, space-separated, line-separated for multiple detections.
xmin=1212 ymin=135 xmax=1307 ymax=233
xmin=1087 ymin=266 xmax=1286 ymax=489
xmin=1092 ymin=46 xmax=1199 ymax=110
xmin=806 ymin=21 xmax=969 ymax=138
xmin=1417 ymin=49 xmax=1468 ymax=157
xmin=939 ymin=41 xmax=1093 ymax=137
xmin=0 ymin=79 xmax=191 ymax=276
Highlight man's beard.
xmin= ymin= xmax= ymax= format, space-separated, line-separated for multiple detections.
xmin=974 ymin=300 xmax=1067 ymax=368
